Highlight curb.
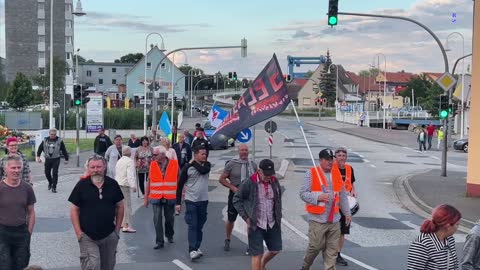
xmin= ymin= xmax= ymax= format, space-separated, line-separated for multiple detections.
xmin=306 ymin=121 xmax=407 ymax=148
xmin=393 ymin=169 xmax=475 ymax=233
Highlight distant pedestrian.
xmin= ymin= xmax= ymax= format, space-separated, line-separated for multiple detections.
xmin=0 ymin=137 xmax=32 ymax=184
xmin=135 ymin=136 xmax=153 ymax=196
xmin=0 ymin=155 xmax=36 ymax=270
xmin=36 ymin=128 xmax=69 ymax=193
xmin=173 ymin=134 xmax=192 ymax=170
xmin=68 ymin=155 xmax=125 ymax=270
xmin=417 ymin=125 xmax=427 ymax=152
xmin=192 ymin=128 xmax=209 ymax=157
xmin=426 ymin=122 xmax=436 ymax=150
xmin=93 ymin=128 xmax=112 ymax=157
xmin=407 ymin=204 xmax=461 ymax=270
xmin=150 ymin=127 xmax=161 ymax=147
xmin=437 ymin=127 xmax=445 ymax=150
xmin=233 ymin=159 xmax=282 ymax=270
xmin=144 ymin=146 xmax=179 ymax=249
xmin=160 ymin=138 xmax=178 ymax=160
xmin=184 ymin=129 xmax=194 ymax=145
xmin=360 ymin=112 xmax=366 ymax=127
xmin=105 ymin=135 xmax=125 ymax=179
xmin=219 ymin=144 xmax=257 ymax=252
xmin=193 ymin=123 xmax=207 ymax=138
xmin=387 ymin=114 xmax=393 ymax=130
xmin=175 ymin=146 xmax=211 ymax=261
xmin=299 ymin=149 xmax=351 ymax=270
xmin=128 ymin=133 xmax=141 ymax=148
xmin=115 ymin=146 xmax=137 ymax=233
xmin=461 ymin=219 xmax=480 ymax=269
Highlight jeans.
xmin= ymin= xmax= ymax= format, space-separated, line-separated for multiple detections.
xmin=419 ymin=140 xmax=427 ymax=151
xmin=45 ymin=157 xmax=60 ymax=188
xmin=152 ymin=200 xmax=175 ymax=244
xmin=79 ymin=231 xmax=119 ymax=270
xmin=427 ymin=135 xmax=433 ymax=150
xmin=0 ymin=224 xmax=31 ymax=270
xmin=184 ymin=200 xmax=208 ymax=252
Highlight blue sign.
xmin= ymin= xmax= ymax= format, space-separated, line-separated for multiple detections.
xmin=236 ymin=128 xmax=252 ymax=143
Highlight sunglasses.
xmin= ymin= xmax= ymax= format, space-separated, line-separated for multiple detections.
xmin=98 ymin=187 xmax=103 ymax=200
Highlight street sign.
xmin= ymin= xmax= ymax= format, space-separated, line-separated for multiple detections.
xmin=139 ymin=99 xmax=152 ymax=105
xmin=148 ymin=82 xmax=161 ymax=91
xmin=436 ymin=72 xmax=457 ymax=92
xmin=237 ymin=128 xmax=252 ymax=143
xmin=340 ymin=101 xmax=349 ymax=112
xmin=264 ymin=120 xmax=277 ymax=134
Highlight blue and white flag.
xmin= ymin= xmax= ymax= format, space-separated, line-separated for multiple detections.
xmin=207 ymin=103 xmax=229 ymax=128
xmin=159 ymin=111 xmax=171 ymax=136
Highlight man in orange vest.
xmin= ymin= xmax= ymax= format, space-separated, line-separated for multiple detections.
xmin=144 ymin=146 xmax=179 ymax=249
xmin=299 ymin=149 xmax=351 ymax=270
xmin=333 ymin=147 xmax=357 ymax=266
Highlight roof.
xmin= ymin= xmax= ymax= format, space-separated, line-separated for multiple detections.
xmin=421 ymin=72 xmax=444 ymax=82
xmin=125 ymin=46 xmax=166 ymax=77
xmin=79 ymin=62 xmax=135 ymax=67
xmin=377 ymin=71 xmax=415 ymax=84
xmin=345 ymin=72 xmax=383 ymax=93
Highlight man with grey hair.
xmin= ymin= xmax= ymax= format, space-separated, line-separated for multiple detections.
xmin=36 ymin=128 xmax=69 ymax=193
xmin=105 ymin=135 xmax=125 ymax=179
xmin=69 ymin=154 xmax=125 ymax=270
xmin=115 ymin=147 xmax=137 ymax=233
xmin=0 ymin=154 xmax=36 ymax=270
xmin=461 ymin=219 xmax=480 ymax=269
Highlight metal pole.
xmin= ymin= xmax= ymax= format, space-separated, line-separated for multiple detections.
xmin=383 ymin=56 xmax=387 ymax=129
xmin=190 ymin=69 xmax=193 ymax=117
xmin=49 ymin=0 xmax=54 ymax=129
xmin=252 ymin=125 xmax=256 ymax=162
xmin=269 ymin=121 xmax=272 ymax=159
xmin=76 ymin=105 xmax=80 ymax=167
xmin=63 ymin=91 xmax=66 ymax=138
xmin=171 ymin=54 xmax=175 ymax=130
xmin=461 ymin=38 xmax=465 ymax=139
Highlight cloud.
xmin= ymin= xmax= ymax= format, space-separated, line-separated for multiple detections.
xmin=292 ymin=30 xmax=311 ymax=38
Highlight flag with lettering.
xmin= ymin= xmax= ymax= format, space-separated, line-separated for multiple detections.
xmin=210 ymin=54 xmax=290 ymax=148
xmin=207 ymin=103 xmax=229 ymax=128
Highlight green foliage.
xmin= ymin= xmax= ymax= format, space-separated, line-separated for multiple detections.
xmin=75 ymin=55 xmax=87 ymax=63
xmin=399 ymin=74 xmax=431 ymax=100
xmin=358 ymin=68 xmax=380 ymax=78
xmin=318 ymin=51 xmax=336 ymax=106
xmin=232 ymin=94 xmax=241 ymax=101
xmin=400 ymin=74 xmax=446 ymax=117
xmin=114 ymin=53 xmax=144 ymax=64
xmin=7 ymin=73 xmax=34 ymax=110
xmin=0 ymin=62 xmax=8 ymax=101
xmin=31 ymin=57 xmax=67 ymax=104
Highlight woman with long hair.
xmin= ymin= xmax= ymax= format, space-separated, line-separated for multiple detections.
xmin=407 ymin=204 xmax=461 ymax=269
xmin=134 ymin=136 xmax=153 ymax=196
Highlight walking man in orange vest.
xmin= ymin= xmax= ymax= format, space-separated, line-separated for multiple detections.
xmin=299 ymin=149 xmax=351 ymax=270
xmin=144 ymin=146 xmax=179 ymax=249
xmin=333 ymin=147 xmax=357 ymax=266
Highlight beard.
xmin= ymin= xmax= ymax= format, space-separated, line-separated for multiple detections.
xmin=91 ymin=174 xmax=104 ymax=184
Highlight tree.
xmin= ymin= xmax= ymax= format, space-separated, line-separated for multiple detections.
xmin=358 ymin=67 xmax=380 ymax=78
xmin=399 ymin=74 xmax=431 ymax=101
xmin=7 ymin=72 xmax=34 ymax=110
xmin=318 ymin=50 xmax=336 ymax=106
xmin=75 ymin=55 xmax=87 ymax=63
xmin=178 ymin=65 xmax=205 ymax=91
xmin=31 ymin=57 xmax=67 ymax=104
xmin=114 ymin=53 xmax=144 ymax=64
xmin=0 ymin=63 xmax=8 ymax=101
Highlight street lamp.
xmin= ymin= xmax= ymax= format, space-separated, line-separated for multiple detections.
xmin=372 ymin=53 xmax=387 ymax=129
xmin=445 ymin=32 xmax=465 ymax=138
xmin=144 ymin=32 xmax=165 ymax=135
xmin=170 ymin=51 xmax=188 ymax=130
xmin=326 ymin=63 xmax=339 ymax=106
xmin=188 ymin=68 xmax=199 ymax=117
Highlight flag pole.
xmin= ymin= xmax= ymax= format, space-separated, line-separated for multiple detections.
xmin=289 ymin=99 xmax=326 ymax=195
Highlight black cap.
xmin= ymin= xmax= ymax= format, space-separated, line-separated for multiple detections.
xmin=259 ymin=159 xmax=275 ymax=176
xmin=319 ymin=149 xmax=334 ymax=160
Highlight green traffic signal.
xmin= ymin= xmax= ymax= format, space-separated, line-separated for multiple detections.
xmin=439 ymin=110 xmax=448 ymax=119
xmin=328 ymin=16 xmax=338 ymax=25
xmin=74 ymin=99 xmax=81 ymax=106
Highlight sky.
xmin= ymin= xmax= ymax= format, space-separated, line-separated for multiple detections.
xmin=0 ymin=0 xmax=474 ymax=78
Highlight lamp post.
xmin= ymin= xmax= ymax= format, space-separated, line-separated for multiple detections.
xmin=188 ymin=68 xmax=198 ymax=117
xmin=326 ymin=63 xmax=339 ymax=106
xmin=48 ymin=0 xmax=54 ymax=129
xmin=170 ymin=51 xmax=188 ymax=130
xmin=144 ymin=32 xmax=165 ymax=135
xmin=445 ymin=32 xmax=465 ymax=138
xmin=372 ymin=53 xmax=387 ymax=129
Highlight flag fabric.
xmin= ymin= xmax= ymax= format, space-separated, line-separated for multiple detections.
xmin=159 ymin=111 xmax=171 ymax=136
xmin=207 ymin=103 xmax=229 ymax=128
xmin=210 ymin=54 xmax=291 ymax=148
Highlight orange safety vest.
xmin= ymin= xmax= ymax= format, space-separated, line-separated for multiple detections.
xmin=305 ymin=166 xmax=344 ymax=215
xmin=332 ymin=162 xmax=353 ymax=192
xmin=148 ymin=159 xmax=179 ymax=200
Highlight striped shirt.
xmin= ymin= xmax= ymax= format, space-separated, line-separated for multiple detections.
xmin=407 ymin=233 xmax=458 ymax=270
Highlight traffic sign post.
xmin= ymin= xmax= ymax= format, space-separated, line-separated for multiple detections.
xmin=237 ymin=128 xmax=253 ymax=143
xmin=264 ymin=120 xmax=277 ymax=159
xmin=268 ymin=135 xmax=273 ymax=159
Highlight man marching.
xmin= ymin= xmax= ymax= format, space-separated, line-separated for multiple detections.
xmin=299 ymin=149 xmax=351 ymax=270
xmin=333 ymin=147 xmax=357 ymax=266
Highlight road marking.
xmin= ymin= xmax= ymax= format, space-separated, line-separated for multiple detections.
xmin=278 ymin=159 xmax=289 ymax=178
xmin=172 ymin=259 xmax=193 ymax=270
xmin=430 ymin=156 xmax=440 ymax=160
xmin=363 ymin=159 xmax=370 ymax=163
xmin=369 ymin=164 xmax=376 ymax=168
xmin=281 ymin=218 xmax=379 ymax=270
xmin=358 ymin=154 xmax=365 ymax=158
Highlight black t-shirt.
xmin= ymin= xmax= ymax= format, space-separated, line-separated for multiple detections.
xmin=68 ymin=176 xmax=124 ymax=240
xmin=339 ymin=167 xmax=356 ymax=184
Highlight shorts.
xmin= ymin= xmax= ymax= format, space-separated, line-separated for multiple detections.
xmin=340 ymin=212 xmax=350 ymax=235
xmin=227 ymin=190 xmax=238 ymax=222
xmin=248 ymin=223 xmax=282 ymax=256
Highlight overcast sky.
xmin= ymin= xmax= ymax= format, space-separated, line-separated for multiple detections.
xmin=0 ymin=0 xmax=474 ymax=78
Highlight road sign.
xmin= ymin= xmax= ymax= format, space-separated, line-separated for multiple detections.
xmin=268 ymin=135 xmax=273 ymax=146
xmin=264 ymin=120 xmax=277 ymax=134
xmin=436 ymin=72 xmax=457 ymax=92
xmin=148 ymin=82 xmax=161 ymax=91
xmin=86 ymin=94 xmax=104 ymax=133
xmin=340 ymin=101 xmax=349 ymax=112
xmin=140 ymin=99 xmax=152 ymax=105
xmin=237 ymin=128 xmax=252 ymax=143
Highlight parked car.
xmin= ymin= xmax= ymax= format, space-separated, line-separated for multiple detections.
xmin=453 ymin=138 xmax=468 ymax=153
xmin=202 ymin=120 xmax=235 ymax=150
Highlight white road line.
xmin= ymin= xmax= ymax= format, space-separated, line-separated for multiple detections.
xmin=358 ymin=154 xmax=365 ymax=158
xmin=369 ymin=164 xmax=376 ymax=168
xmin=172 ymin=259 xmax=193 ymax=270
xmin=363 ymin=159 xmax=370 ymax=163
xmin=430 ymin=156 xmax=440 ymax=160
xmin=281 ymin=218 xmax=379 ymax=270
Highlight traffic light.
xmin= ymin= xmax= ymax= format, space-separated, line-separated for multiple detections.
xmin=73 ymin=85 xmax=82 ymax=106
xmin=283 ymin=74 xmax=292 ymax=82
xmin=328 ymin=0 xmax=339 ymax=26
xmin=82 ymin=85 xmax=90 ymax=105
xmin=233 ymin=72 xmax=237 ymax=81
xmin=439 ymin=94 xmax=449 ymax=119
xmin=228 ymin=72 xmax=233 ymax=79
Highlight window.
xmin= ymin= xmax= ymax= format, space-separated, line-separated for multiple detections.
xmin=66 ymin=20 xmax=72 ymax=28
xmin=39 ymin=68 xmax=45 ymax=75
xmin=112 ymin=79 xmax=117 ymax=85
xmin=38 ymin=52 xmax=45 ymax=59
xmin=66 ymin=52 xmax=70 ymax=60
xmin=38 ymin=35 xmax=45 ymax=43
xmin=38 ymin=20 xmax=45 ymax=28
xmin=65 ymin=4 xmax=72 ymax=12
xmin=86 ymin=70 xmax=92 ymax=77
xmin=99 ymin=79 xmax=103 ymax=85
xmin=161 ymin=63 xmax=166 ymax=69
xmin=98 ymin=67 xmax=103 ymax=73
xmin=65 ymin=36 xmax=72 ymax=44
xmin=38 ymin=3 xmax=45 ymax=11
xmin=112 ymin=68 xmax=117 ymax=73
xmin=146 ymin=62 xmax=152 ymax=69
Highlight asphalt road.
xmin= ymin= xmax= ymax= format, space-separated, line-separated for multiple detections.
xmin=27 ymin=116 xmax=468 ymax=270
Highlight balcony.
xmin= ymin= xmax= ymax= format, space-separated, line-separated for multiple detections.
xmin=38 ymin=42 xmax=45 ymax=52
xmin=37 ymin=10 xmax=45 ymax=19
xmin=65 ymin=12 xmax=72 ymax=20
xmin=65 ymin=27 xmax=73 ymax=37
xmin=65 ymin=43 xmax=73 ymax=53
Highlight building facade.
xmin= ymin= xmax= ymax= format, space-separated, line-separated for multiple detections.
xmin=77 ymin=62 xmax=134 ymax=93
xmin=5 ymin=0 xmax=76 ymax=94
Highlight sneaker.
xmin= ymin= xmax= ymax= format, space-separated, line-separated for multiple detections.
xmin=190 ymin=250 xmax=201 ymax=261
xmin=336 ymin=254 xmax=348 ymax=266
xmin=197 ymin=249 xmax=203 ymax=257
xmin=224 ymin=239 xmax=231 ymax=251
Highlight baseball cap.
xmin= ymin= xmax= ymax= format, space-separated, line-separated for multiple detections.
xmin=319 ymin=149 xmax=334 ymax=160
xmin=259 ymin=159 xmax=275 ymax=176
